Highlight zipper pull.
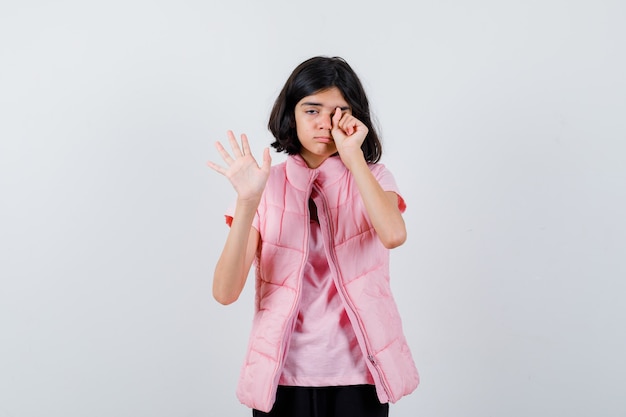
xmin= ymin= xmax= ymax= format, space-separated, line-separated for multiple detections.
xmin=368 ymin=355 xmax=377 ymax=366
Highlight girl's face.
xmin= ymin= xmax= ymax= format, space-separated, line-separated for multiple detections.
xmin=294 ymin=87 xmax=351 ymax=168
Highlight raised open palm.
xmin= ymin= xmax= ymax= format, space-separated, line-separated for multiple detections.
xmin=207 ymin=131 xmax=271 ymax=201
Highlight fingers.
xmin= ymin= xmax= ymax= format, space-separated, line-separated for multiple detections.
xmin=332 ymin=108 xmax=357 ymax=137
xmin=227 ymin=130 xmax=244 ymax=158
xmin=241 ymin=134 xmax=252 ymax=157
xmin=207 ymin=140 xmax=231 ymax=175
xmin=214 ymin=131 xmax=250 ymax=164
xmin=215 ymin=140 xmax=234 ymax=165
xmin=209 ymin=131 xmax=269 ymax=175
xmin=206 ymin=159 xmax=226 ymax=175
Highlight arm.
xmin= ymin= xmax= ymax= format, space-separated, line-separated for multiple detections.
xmin=331 ymin=109 xmax=407 ymax=249
xmin=207 ymin=131 xmax=271 ymax=304
xmin=212 ymin=201 xmax=260 ymax=304
xmin=346 ymin=161 xmax=406 ymax=249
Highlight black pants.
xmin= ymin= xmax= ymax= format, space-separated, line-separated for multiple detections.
xmin=252 ymin=385 xmax=389 ymax=417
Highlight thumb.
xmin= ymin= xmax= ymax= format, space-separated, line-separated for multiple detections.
xmin=261 ymin=148 xmax=272 ymax=172
xmin=331 ymin=107 xmax=342 ymax=129
xmin=331 ymin=108 xmax=344 ymax=139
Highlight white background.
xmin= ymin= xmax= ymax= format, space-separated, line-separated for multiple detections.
xmin=1 ymin=1 xmax=625 ymax=416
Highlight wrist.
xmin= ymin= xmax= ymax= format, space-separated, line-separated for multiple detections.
xmin=236 ymin=195 xmax=262 ymax=210
xmin=341 ymin=150 xmax=366 ymax=172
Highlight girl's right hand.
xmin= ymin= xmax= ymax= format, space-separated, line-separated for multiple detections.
xmin=207 ymin=131 xmax=272 ymax=202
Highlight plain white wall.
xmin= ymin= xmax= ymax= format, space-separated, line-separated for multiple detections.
xmin=1 ymin=1 xmax=625 ymax=416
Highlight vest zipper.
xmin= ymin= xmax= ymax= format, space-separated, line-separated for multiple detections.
xmin=312 ymin=184 xmax=392 ymax=400
xmin=269 ymin=187 xmax=312 ymax=406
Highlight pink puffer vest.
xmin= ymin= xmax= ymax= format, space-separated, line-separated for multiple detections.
xmin=233 ymin=154 xmax=419 ymax=412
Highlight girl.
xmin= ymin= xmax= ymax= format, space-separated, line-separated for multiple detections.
xmin=208 ymin=56 xmax=419 ymax=417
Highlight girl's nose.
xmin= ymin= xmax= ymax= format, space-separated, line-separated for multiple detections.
xmin=319 ymin=113 xmax=332 ymax=130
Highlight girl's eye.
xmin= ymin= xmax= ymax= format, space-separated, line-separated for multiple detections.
xmin=305 ymin=109 xmax=318 ymax=115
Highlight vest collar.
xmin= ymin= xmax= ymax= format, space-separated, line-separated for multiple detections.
xmin=285 ymin=154 xmax=348 ymax=191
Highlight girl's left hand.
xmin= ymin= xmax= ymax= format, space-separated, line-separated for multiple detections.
xmin=331 ymin=107 xmax=368 ymax=170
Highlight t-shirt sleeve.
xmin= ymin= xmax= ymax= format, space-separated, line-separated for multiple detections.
xmin=371 ymin=163 xmax=407 ymax=213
